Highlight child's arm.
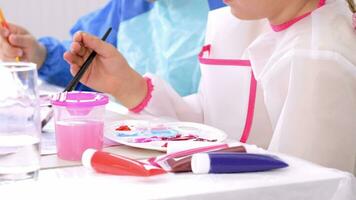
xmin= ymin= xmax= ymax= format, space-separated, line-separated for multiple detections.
xmin=64 ymin=31 xmax=204 ymax=123
xmin=140 ymin=73 xmax=204 ymax=123
xmin=0 ymin=23 xmax=46 ymax=66
xmin=64 ymin=31 xmax=147 ymax=110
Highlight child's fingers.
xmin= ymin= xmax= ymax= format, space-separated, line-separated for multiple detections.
xmin=0 ymin=27 xmax=9 ymax=37
xmin=71 ymin=41 xmax=88 ymax=57
xmin=8 ymin=34 xmax=34 ymax=48
xmin=63 ymin=51 xmax=85 ymax=67
xmin=73 ymin=31 xmax=84 ymax=43
xmin=0 ymin=54 xmax=20 ymax=62
xmin=0 ymin=39 xmax=23 ymax=57
xmin=69 ymin=63 xmax=80 ymax=76
xmin=7 ymin=23 xmax=29 ymax=35
xmin=73 ymin=31 xmax=112 ymax=57
xmin=69 ymin=63 xmax=90 ymax=85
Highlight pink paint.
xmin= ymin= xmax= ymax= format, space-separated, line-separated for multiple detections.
xmin=132 ymin=134 xmax=217 ymax=143
xmin=55 ymin=120 xmax=104 ymax=161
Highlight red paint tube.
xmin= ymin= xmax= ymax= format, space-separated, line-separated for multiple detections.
xmin=82 ymin=149 xmax=166 ymax=176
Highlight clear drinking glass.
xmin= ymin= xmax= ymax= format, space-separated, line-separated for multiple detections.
xmin=0 ymin=62 xmax=41 ymax=183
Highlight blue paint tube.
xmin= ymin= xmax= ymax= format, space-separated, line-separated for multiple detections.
xmin=191 ymin=152 xmax=288 ymax=174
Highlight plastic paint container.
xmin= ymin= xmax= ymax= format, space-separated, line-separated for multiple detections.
xmin=51 ymin=92 xmax=108 ymax=161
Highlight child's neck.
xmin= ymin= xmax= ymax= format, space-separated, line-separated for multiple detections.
xmin=268 ymin=0 xmax=320 ymax=25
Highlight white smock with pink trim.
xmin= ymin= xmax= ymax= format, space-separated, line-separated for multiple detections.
xmin=141 ymin=0 xmax=356 ymax=174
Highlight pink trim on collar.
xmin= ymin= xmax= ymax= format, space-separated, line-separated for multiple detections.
xmin=270 ymin=0 xmax=326 ymax=32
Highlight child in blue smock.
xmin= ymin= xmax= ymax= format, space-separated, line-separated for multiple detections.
xmin=0 ymin=0 xmax=226 ymax=95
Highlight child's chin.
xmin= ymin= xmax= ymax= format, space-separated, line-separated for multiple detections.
xmin=230 ymin=9 xmax=261 ymax=21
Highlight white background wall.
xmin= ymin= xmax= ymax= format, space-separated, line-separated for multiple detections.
xmin=0 ymin=0 xmax=109 ymax=40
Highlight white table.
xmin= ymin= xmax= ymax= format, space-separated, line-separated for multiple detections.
xmin=1 ymin=152 xmax=355 ymax=200
xmin=2 ymin=85 xmax=356 ymax=199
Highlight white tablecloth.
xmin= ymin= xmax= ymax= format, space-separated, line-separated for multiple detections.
xmin=1 ymin=154 xmax=355 ymax=200
xmin=1 ymin=84 xmax=355 ymax=199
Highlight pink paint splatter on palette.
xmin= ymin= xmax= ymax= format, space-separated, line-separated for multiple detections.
xmin=114 ymin=123 xmax=217 ymax=144
xmin=159 ymin=136 xmax=218 ymax=148
xmin=134 ymin=134 xmax=218 ymax=143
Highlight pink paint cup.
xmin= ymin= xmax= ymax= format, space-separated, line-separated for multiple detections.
xmin=51 ymin=92 xmax=109 ymax=161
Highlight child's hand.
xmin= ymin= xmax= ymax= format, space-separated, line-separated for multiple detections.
xmin=63 ymin=31 xmax=148 ymax=109
xmin=0 ymin=23 xmax=46 ymax=67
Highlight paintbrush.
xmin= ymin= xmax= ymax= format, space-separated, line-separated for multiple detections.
xmin=0 ymin=8 xmax=20 ymax=62
xmin=41 ymin=27 xmax=112 ymax=128
xmin=64 ymin=27 xmax=112 ymax=91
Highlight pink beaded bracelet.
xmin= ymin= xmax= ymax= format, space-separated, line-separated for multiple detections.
xmin=129 ymin=77 xmax=154 ymax=113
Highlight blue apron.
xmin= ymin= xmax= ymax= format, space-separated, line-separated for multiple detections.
xmin=117 ymin=0 xmax=212 ymax=96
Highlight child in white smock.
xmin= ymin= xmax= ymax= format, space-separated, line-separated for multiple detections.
xmin=64 ymin=0 xmax=356 ymax=173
